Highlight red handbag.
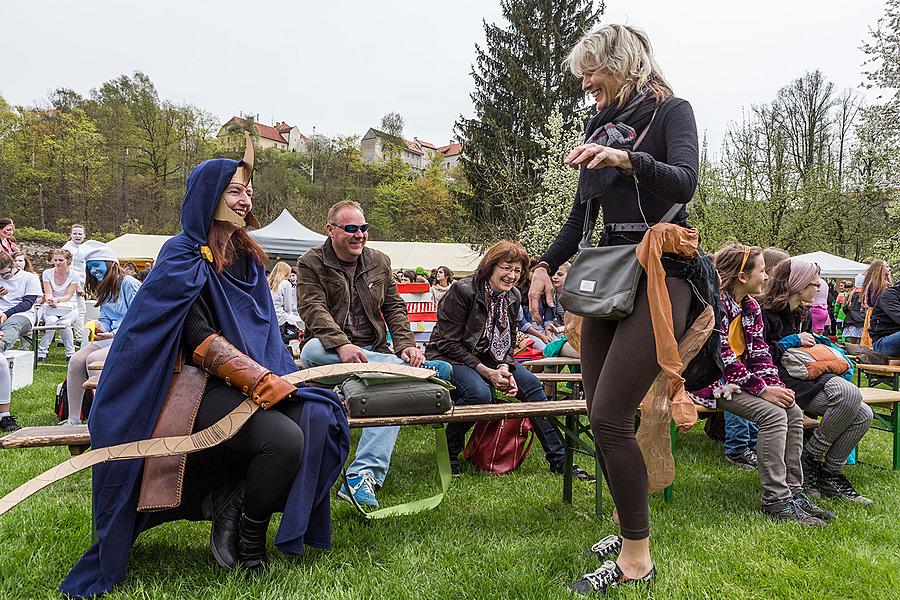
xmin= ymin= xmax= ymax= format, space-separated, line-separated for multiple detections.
xmin=463 ymin=415 xmax=534 ymax=474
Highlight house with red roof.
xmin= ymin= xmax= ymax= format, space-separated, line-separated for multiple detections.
xmin=436 ymin=142 xmax=463 ymax=173
xmin=218 ymin=117 xmax=309 ymax=152
xmin=361 ymin=128 xmax=461 ymax=174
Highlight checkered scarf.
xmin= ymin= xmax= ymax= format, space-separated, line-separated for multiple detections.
xmin=576 ymin=91 xmax=658 ymax=205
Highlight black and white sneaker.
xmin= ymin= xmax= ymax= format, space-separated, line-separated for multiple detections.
xmin=582 ymin=534 xmax=622 ymax=561
xmin=800 ymin=448 xmax=823 ymax=497
xmin=568 ymin=560 xmax=656 ymax=595
xmin=818 ymin=472 xmax=873 ymax=505
xmin=792 ymin=489 xmax=836 ymax=522
xmin=761 ymin=498 xmax=825 ymax=526
xmin=725 ymin=449 xmax=758 ymax=470
xmin=0 ymin=415 xmax=21 ymax=433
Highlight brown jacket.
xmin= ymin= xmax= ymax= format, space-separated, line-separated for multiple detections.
xmin=297 ymin=239 xmax=415 ymax=355
xmin=426 ymin=275 xmax=519 ymax=369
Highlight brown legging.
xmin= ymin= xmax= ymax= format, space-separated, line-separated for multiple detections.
xmin=580 ymin=277 xmax=692 ymax=540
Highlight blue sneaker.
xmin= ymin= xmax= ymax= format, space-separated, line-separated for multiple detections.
xmin=423 ymin=360 xmax=452 ymax=381
xmin=338 ymin=473 xmax=379 ymax=508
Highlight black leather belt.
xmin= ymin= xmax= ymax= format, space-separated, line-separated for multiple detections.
xmin=604 ymin=222 xmax=649 ymax=233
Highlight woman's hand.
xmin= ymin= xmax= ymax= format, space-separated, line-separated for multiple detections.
xmin=528 ymin=267 xmax=554 ymax=324
xmin=564 ymin=144 xmax=632 ymax=170
xmin=761 ymin=386 xmax=795 ymax=408
xmin=495 ymin=364 xmax=518 ymax=396
xmin=798 ymin=332 xmax=816 ymax=347
xmin=94 ymin=332 xmax=115 ymax=341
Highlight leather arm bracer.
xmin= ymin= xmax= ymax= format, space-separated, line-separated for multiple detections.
xmin=192 ymin=334 xmax=295 ymax=410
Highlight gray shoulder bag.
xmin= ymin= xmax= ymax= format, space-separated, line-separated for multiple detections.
xmin=559 ymin=109 xmax=682 ymax=320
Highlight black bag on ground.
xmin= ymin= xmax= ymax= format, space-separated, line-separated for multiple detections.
xmin=55 ymin=379 xmax=93 ymax=422
xmin=339 ymin=375 xmax=452 ymax=418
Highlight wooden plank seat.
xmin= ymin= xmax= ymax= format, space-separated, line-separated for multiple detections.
xmin=856 ymin=363 xmax=900 ymax=391
xmin=0 ymin=398 xmax=602 ymax=516
xmin=521 ymin=357 xmax=581 ymax=369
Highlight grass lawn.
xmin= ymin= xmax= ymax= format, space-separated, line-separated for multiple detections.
xmin=1 ymin=346 xmax=899 ymax=599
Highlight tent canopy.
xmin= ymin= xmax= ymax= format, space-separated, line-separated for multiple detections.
xmin=248 ymin=209 xmax=326 ymax=261
xmin=106 ymin=234 xmax=171 ymax=265
xmin=105 ymin=210 xmax=485 ymax=275
xmin=367 ymin=241 xmax=483 ymax=275
xmin=794 ymin=251 xmax=869 ymax=279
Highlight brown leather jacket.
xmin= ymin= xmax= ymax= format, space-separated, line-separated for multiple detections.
xmin=426 ymin=275 xmax=519 ymax=369
xmin=296 ymin=239 xmax=415 ymax=355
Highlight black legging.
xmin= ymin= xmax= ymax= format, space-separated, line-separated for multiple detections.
xmin=580 ymin=277 xmax=691 ymax=540
xmin=193 ymin=380 xmax=305 ymax=520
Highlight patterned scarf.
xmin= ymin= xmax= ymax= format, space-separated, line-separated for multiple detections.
xmin=483 ymin=282 xmax=511 ymax=362
xmin=576 ymin=91 xmax=659 ymax=205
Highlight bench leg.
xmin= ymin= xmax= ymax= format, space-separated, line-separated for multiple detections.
xmin=563 ymin=414 xmax=574 ymax=504
xmin=664 ymin=420 xmax=677 ymax=503
xmin=893 ymin=404 xmax=900 ymax=472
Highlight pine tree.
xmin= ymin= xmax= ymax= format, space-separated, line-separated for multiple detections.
xmin=455 ymin=0 xmax=603 ymax=244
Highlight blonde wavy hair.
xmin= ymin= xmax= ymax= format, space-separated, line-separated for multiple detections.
xmin=267 ymin=261 xmax=293 ymax=292
xmin=566 ymin=24 xmax=673 ymax=107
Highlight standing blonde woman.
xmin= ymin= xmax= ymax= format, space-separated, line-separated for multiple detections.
xmin=528 ymin=24 xmax=718 ymax=594
xmin=860 ymin=259 xmax=892 ymax=347
xmin=267 ymin=261 xmax=303 ymax=330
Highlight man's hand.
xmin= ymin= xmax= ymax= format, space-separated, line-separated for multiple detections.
xmin=798 ymin=332 xmax=816 ymax=347
xmin=761 ymin=386 xmax=796 ymax=408
xmin=336 ymin=343 xmax=368 ymax=363
xmin=400 ymin=346 xmax=425 ymax=367
xmin=0 ymin=313 xmax=7 ymax=325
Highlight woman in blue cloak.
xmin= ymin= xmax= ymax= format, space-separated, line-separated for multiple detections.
xmin=60 ymin=136 xmax=350 ymax=598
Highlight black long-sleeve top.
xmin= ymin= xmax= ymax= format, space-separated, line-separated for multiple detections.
xmin=870 ymin=283 xmax=900 ymax=341
xmin=182 ymin=257 xmax=250 ymax=359
xmin=541 ymin=97 xmax=699 ymax=272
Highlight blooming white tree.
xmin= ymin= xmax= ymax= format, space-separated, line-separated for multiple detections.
xmin=519 ymin=110 xmax=585 ymax=256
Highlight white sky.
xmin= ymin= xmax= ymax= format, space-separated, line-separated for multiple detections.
xmin=1 ymin=1 xmax=889 ymax=157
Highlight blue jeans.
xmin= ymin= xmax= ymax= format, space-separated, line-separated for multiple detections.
xmin=300 ymin=338 xmax=452 ymax=486
xmin=724 ymin=411 xmax=759 ymax=456
xmin=446 ymin=363 xmax=565 ymax=469
xmin=873 ymin=331 xmax=900 ymax=357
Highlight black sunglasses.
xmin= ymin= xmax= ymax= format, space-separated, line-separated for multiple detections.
xmin=331 ymin=222 xmax=369 ymax=234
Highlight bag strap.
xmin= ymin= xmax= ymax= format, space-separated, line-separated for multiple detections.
xmin=578 ymin=107 xmax=663 ymax=250
xmin=341 ymin=423 xmax=452 ymax=519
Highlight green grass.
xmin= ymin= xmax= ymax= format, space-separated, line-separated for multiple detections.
xmin=2 ymin=347 xmax=899 ymax=599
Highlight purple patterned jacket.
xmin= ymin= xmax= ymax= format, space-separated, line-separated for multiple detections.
xmin=692 ymin=293 xmax=784 ymax=408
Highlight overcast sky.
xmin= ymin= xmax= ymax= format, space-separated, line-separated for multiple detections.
xmin=1 ymin=1 xmax=889 ymax=157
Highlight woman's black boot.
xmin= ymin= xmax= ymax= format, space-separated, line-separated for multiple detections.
xmin=201 ymin=482 xmax=245 ymax=570
xmin=237 ymin=512 xmax=271 ymax=577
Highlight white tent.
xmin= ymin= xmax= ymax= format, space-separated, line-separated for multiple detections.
xmin=249 ymin=209 xmax=325 ymax=260
xmin=794 ymin=251 xmax=869 ymax=279
xmin=106 ymin=234 xmax=171 ymax=265
xmin=367 ymin=241 xmax=483 ymax=275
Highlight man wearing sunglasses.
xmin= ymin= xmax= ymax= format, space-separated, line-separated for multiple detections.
xmin=298 ymin=201 xmax=451 ymax=509
xmin=0 ymin=251 xmax=42 ymax=432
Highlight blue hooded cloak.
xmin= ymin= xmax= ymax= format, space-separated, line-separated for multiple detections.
xmin=60 ymin=159 xmax=350 ymax=598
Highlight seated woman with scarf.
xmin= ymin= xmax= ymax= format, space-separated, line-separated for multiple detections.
xmin=60 ymin=136 xmax=349 ymax=598
xmin=426 ymin=240 xmax=591 ymax=480
xmin=760 ymin=258 xmax=873 ymax=506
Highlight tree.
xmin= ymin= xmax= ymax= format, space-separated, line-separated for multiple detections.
xmin=380 ymin=112 xmax=404 ymax=138
xmin=455 ymin=0 xmax=603 ymax=244
xmin=520 ymin=109 xmax=581 ymax=255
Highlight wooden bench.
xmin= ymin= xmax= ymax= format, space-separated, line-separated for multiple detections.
xmin=856 ymin=364 xmax=900 ymax=391
xmin=0 ymin=399 xmax=604 ymax=517
xmin=689 ymin=387 xmax=900 ymax=471
xmin=26 ymin=324 xmax=69 ymax=370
